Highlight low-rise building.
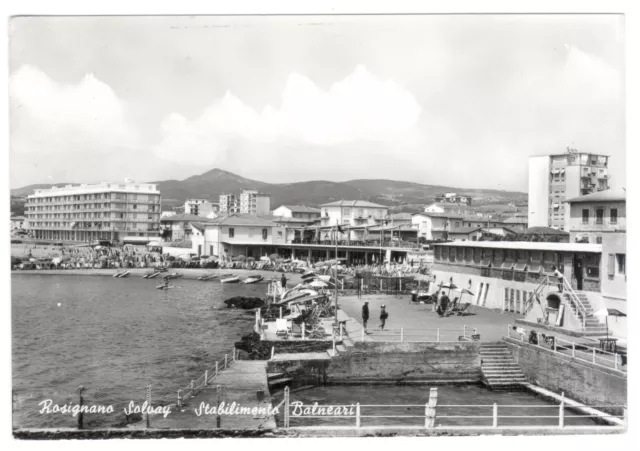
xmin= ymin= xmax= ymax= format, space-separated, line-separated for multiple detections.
xmin=448 ymin=226 xmax=484 ymax=242
xmin=319 ymin=200 xmax=388 ymax=229
xmin=565 ymin=189 xmax=626 ymax=305
xmin=184 ymin=199 xmax=218 ymax=217
xmin=11 ymin=215 xmax=27 ymax=230
xmin=424 ymin=202 xmax=474 ymax=217
xmin=411 ymin=212 xmax=463 ymax=241
xmin=160 ymin=213 xmax=210 ymax=241
xmin=190 ymin=214 xmax=286 ymax=260
xmin=435 ymin=193 xmax=473 ymax=205
xmin=272 ymin=205 xmax=321 ymax=221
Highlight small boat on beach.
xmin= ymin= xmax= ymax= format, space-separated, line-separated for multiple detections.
xmin=166 ymin=273 xmax=183 ymax=280
xmin=198 ymin=274 xmax=218 ymax=281
xmin=113 ymin=270 xmax=130 ymax=278
xmin=243 ymin=274 xmax=264 ymax=284
xmin=220 ymin=274 xmax=240 ymax=284
xmin=156 ymin=285 xmax=175 ymax=290
xmin=143 ymin=271 xmax=162 ymax=279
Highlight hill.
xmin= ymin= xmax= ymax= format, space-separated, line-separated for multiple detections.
xmin=10 ymin=168 xmax=527 ymax=211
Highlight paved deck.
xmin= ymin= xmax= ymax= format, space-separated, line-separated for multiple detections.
xmin=151 ymin=361 xmax=277 ymax=430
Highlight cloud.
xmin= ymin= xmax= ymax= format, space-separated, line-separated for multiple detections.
xmin=10 ymin=65 xmax=139 ymax=156
xmin=154 ymin=66 xmax=422 ymax=163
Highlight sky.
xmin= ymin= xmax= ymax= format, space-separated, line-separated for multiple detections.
xmin=8 ymin=14 xmax=625 ymax=191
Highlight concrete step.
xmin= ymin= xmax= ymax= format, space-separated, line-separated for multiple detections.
xmin=483 ymin=370 xmax=525 ymax=375
xmin=336 ymin=344 xmax=347 ymax=353
xmin=486 ymin=376 xmax=527 ymax=382
xmin=268 ymin=377 xmax=293 ymax=387
xmin=267 ymin=372 xmax=285 ymax=381
xmin=480 ymin=350 xmax=511 ymax=355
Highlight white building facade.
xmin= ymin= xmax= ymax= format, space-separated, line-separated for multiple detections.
xmin=25 ymin=182 xmax=162 ymax=242
xmin=184 ymin=199 xmax=218 ymax=217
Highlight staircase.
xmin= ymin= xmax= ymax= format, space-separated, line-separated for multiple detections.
xmin=564 ymin=291 xmax=608 ymax=334
xmin=480 ymin=342 xmax=527 ymax=389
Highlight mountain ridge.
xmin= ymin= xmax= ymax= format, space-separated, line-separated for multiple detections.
xmin=11 ymin=168 xmax=527 ymax=210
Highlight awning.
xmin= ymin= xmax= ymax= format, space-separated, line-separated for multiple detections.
xmin=479 ymin=258 xmax=491 ymax=267
xmin=514 ymin=262 xmax=528 ymax=271
xmin=528 ymin=262 xmax=542 ymax=273
xmin=501 ymin=261 xmax=515 ymax=270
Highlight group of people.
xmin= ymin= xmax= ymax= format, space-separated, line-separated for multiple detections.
xmin=361 ymin=300 xmax=389 ymax=332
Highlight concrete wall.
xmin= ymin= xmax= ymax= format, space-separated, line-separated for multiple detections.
xmin=504 ymin=338 xmax=626 ymax=407
xmin=326 ymin=341 xmax=482 ymax=383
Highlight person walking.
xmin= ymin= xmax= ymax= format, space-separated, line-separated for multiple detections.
xmin=379 ymin=304 xmax=389 ymax=330
xmin=552 ymin=266 xmax=564 ymax=293
xmin=362 ymin=301 xmax=370 ymax=333
xmin=280 ymin=273 xmax=287 ymax=289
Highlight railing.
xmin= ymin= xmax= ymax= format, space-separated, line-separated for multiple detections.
xmin=281 ymin=387 xmax=626 ymax=429
xmin=176 ymin=348 xmax=237 ymax=407
xmin=523 ymin=275 xmax=549 ymax=316
xmin=561 ymin=278 xmax=588 ymax=330
xmin=355 ymin=325 xmax=479 ymax=343
xmin=506 ymin=324 xmax=625 ymax=372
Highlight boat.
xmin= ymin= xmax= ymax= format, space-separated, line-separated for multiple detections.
xmin=198 ymin=274 xmax=218 ymax=281
xmin=147 ymin=272 xmax=161 ymax=279
xmin=243 ymin=274 xmax=264 ymax=284
xmin=143 ymin=271 xmax=160 ymax=279
xmin=113 ymin=270 xmax=130 ymax=278
xmin=156 ymin=285 xmax=175 ymax=290
xmin=220 ymin=274 xmax=240 ymax=284
xmin=166 ymin=272 xmax=183 ymax=280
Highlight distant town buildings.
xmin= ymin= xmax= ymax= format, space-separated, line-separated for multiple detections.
xmin=184 ymin=199 xmax=218 ymax=217
xmin=219 ymin=193 xmax=240 ymax=214
xmin=424 ymin=202 xmax=475 ymax=217
xmin=160 ymin=213 xmax=213 ymax=242
xmin=434 ymin=192 xmax=473 ymax=206
xmin=319 ymin=200 xmax=388 ymax=228
xmin=10 ymin=215 xmax=27 ymax=230
xmin=219 ymin=190 xmax=271 ymax=216
xmin=24 ymin=181 xmax=162 ymax=242
xmin=528 ymin=148 xmax=609 ymax=230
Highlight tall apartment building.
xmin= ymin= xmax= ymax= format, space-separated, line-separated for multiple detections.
xmin=528 ymin=149 xmax=609 ymax=230
xmin=25 ymin=181 xmax=162 ymax=242
xmin=219 ymin=193 xmax=239 ymax=214
xmin=239 ymin=190 xmax=271 ymax=216
xmin=184 ymin=199 xmax=218 ymax=217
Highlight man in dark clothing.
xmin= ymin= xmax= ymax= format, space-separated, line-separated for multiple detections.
xmin=437 ymin=291 xmax=450 ymax=316
xmin=379 ymin=305 xmax=388 ymax=330
xmin=362 ymin=301 xmax=370 ymax=332
xmin=280 ymin=273 xmax=287 ymax=289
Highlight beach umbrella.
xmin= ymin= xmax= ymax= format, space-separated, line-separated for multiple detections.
xmin=246 ymin=257 xmax=255 ymax=262
xmin=594 ymin=308 xmax=626 ymax=340
xmin=232 ymin=255 xmax=246 ymax=262
xmin=308 ymin=280 xmax=328 ymax=288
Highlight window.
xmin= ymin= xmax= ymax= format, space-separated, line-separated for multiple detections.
xmin=229 ymin=227 xmax=234 ymax=238
xmin=582 ymin=209 xmax=589 ymax=224
xmin=596 ymin=208 xmax=604 ymax=224
xmin=596 ymin=236 xmax=602 ymax=244
xmin=277 ymin=231 xmax=283 ymax=238
xmin=616 ymin=254 xmax=626 ymax=275
xmin=344 ymin=208 xmax=351 ymax=215
xmin=262 ymin=228 xmax=268 ymax=240
xmin=610 ymin=208 xmax=618 ymax=224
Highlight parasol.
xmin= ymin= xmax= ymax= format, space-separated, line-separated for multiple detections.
xmin=593 ymin=308 xmax=626 ymax=340
xmin=233 ymin=255 xmax=246 ymax=262
xmin=308 ymin=280 xmax=328 ymax=288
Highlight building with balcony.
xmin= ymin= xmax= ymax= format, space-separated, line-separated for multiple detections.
xmin=24 ymin=182 xmax=161 ymax=242
xmin=411 ymin=212 xmax=463 ymax=241
xmin=319 ymin=200 xmax=387 ymax=227
xmin=190 ymin=214 xmax=285 ymax=260
xmin=219 ymin=193 xmax=240 ymax=214
xmin=565 ymin=189 xmax=626 ymax=305
xmin=424 ymin=202 xmax=474 ymax=217
xmin=528 ymin=148 xmax=609 ymax=230
xmin=431 ymin=241 xmax=624 ymax=337
xmin=184 ymin=199 xmax=218 ymax=217
xmin=160 ymin=213 xmax=213 ymax=241
xmin=241 ymin=190 xmax=271 ymax=216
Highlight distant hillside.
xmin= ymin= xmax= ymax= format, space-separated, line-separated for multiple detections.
xmin=10 ymin=168 xmax=527 ymax=211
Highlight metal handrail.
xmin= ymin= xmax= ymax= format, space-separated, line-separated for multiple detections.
xmin=176 ymin=348 xmax=236 ymax=406
xmin=506 ymin=324 xmax=625 ymax=372
xmin=523 ymin=275 xmax=549 ymax=316
xmin=355 ymin=325 xmax=478 ymax=342
xmin=561 ymin=278 xmax=589 ymax=330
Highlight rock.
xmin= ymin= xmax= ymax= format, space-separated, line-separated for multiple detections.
xmin=224 ymin=296 xmax=265 ymax=309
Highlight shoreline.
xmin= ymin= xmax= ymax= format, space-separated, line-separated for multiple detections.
xmin=12 ymin=268 xmax=306 ymax=284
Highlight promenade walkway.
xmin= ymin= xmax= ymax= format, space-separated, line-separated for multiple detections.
xmin=152 ymin=361 xmax=277 ymax=430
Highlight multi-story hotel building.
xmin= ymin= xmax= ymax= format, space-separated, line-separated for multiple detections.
xmin=528 ymin=148 xmax=609 ymax=230
xmin=184 ymin=198 xmax=218 ymax=217
xmin=25 ymin=182 xmax=162 ymax=242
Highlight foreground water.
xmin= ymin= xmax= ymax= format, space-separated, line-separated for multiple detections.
xmin=12 ymin=274 xmax=261 ymax=429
